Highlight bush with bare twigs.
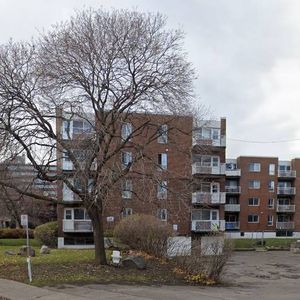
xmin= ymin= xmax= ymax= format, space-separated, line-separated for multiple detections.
xmin=114 ymin=214 xmax=173 ymax=258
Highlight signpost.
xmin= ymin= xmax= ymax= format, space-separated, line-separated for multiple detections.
xmin=21 ymin=214 xmax=32 ymax=283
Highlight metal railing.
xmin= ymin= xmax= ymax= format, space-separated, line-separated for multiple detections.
xmin=224 ymin=204 xmax=240 ymax=212
xmin=191 ymin=220 xmax=225 ymax=232
xmin=277 ymin=187 xmax=296 ymax=195
xmin=192 ymin=192 xmax=226 ymax=204
xmin=193 ymin=135 xmax=226 ymax=147
xmin=278 ymin=170 xmax=296 ymax=178
xmin=225 ymin=186 xmax=241 ymax=193
xmin=225 ymin=169 xmax=241 ymax=176
xmin=63 ymin=220 xmax=93 ymax=232
xmin=276 ymin=222 xmax=294 ymax=230
xmin=276 ymin=204 xmax=295 ymax=213
xmin=192 ymin=163 xmax=226 ymax=175
xmin=225 ymin=221 xmax=240 ymax=230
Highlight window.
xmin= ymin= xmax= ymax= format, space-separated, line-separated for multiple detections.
xmin=278 ymin=198 xmax=290 ymax=205
xmin=200 ymin=182 xmax=211 ymax=193
xmin=62 ymin=120 xmax=72 ymax=139
xmin=157 ymin=209 xmax=167 ymax=221
xmin=157 ymin=181 xmax=168 ymax=199
xmin=121 ymin=123 xmax=132 ymax=141
xmin=65 ymin=209 xmax=72 ymax=220
xmin=268 ymin=215 xmax=273 ymax=226
xmin=211 ymin=182 xmax=219 ymax=193
xmin=269 ymin=164 xmax=275 ymax=175
xmin=248 ymin=214 xmax=259 ymax=223
xmin=248 ymin=197 xmax=260 ymax=206
xmin=191 ymin=209 xmax=219 ymax=221
xmin=122 ymin=180 xmax=133 ymax=199
xmin=268 ymin=198 xmax=274 ymax=208
xmin=157 ymin=124 xmax=168 ymax=144
xmin=73 ymin=120 xmax=93 ymax=135
xmin=268 ymin=180 xmax=275 ymax=192
xmin=122 ymin=208 xmax=133 ymax=217
xmin=121 ymin=151 xmax=132 ymax=168
xmin=196 ymin=155 xmax=220 ymax=167
xmin=158 ymin=153 xmax=168 ymax=170
xmin=249 ymin=180 xmax=260 ymax=189
xmin=249 ymin=163 xmax=261 ymax=172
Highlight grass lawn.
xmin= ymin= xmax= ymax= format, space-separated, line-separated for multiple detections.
xmin=234 ymin=238 xmax=296 ymax=249
xmin=0 ymin=241 xmax=184 ymax=286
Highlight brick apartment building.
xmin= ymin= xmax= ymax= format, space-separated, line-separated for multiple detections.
xmin=225 ymin=157 xmax=300 ymax=238
xmin=56 ymin=111 xmax=194 ymax=247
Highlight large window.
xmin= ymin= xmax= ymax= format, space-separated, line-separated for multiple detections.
xmin=249 ymin=163 xmax=261 ymax=172
xmin=268 ymin=180 xmax=275 ymax=192
xmin=248 ymin=214 xmax=259 ymax=223
xmin=158 ymin=153 xmax=168 ymax=170
xmin=157 ymin=181 xmax=168 ymax=199
xmin=157 ymin=124 xmax=168 ymax=144
xmin=122 ymin=179 xmax=133 ymax=199
xmin=73 ymin=120 xmax=93 ymax=135
xmin=196 ymin=127 xmax=220 ymax=140
xmin=268 ymin=198 xmax=274 ymax=208
xmin=121 ymin=123 xmax=133 ymax=141
xmin=64 ymin=208 xmax=90 ymax=220
xmin=121 ymin=151 xmax=132 ymax=168
xmin=249 ymin=180 xmax=260 ymax=189
xmin=268 ymin=215 xmax=273 ymax=226
xmin=157 ymin=209 xmax=167 ymax=221
xmin=269 ymin=164 xmax=275 ymax=175
xmin=248 ymin=197 xmax=260 ymax=206
xmin=122 ymin=208 xmax=133 ymax=218
xmin=191 ymin=209 xmax=219 ymax=221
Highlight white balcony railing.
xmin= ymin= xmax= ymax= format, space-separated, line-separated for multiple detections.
xmin=191 ymin=220 xmax=225 ymax=232
xmin=193 ymin=135 xmax=226 ymax=147
xmin=276 ymin=222 xmax=295 ymax=230
xmin=225 ymin=186 xmax=241 ymax=194
xmin=192 ymin=163 xmax=226 ymax=175
xmin=192 ymin=192 xmax=226 ymax=205
xmin=63 ymin=219 xmax=93 ymax=232
xmin=225 ymin=169 xmax=241 ymax=177
xmin=224 ymin=204 xmax=240 ymax=212
xmin=62 ymin=160 xmax=97 ymax=171
xmin=225 ymin=221 xmax=240 ymax=230
xmin=276 ymin=204 xmax=296 ymax=213
xmin=278 ymin=170 xmax=296 ymax=178
xmin=277 ymin=187 xmax=296 ymax=195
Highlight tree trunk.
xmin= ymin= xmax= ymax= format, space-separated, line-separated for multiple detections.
xmin=91 ymin=211 xmax=107 ymax=265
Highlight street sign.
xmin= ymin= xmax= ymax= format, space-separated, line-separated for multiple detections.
xmin=21 ymin=214 xmax=28 ymax=227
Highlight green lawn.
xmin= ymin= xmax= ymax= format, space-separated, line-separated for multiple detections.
xmin=0 ymin=241 xmax=182 ymax=286
xmin=234 ymin=238 xmax=296 ymax=249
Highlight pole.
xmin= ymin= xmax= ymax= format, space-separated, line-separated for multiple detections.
xmin=26 ymin=223 xmax=32 ymax=283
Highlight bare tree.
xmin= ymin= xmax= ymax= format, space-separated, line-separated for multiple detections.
xmin=0 ymin=9 xmax=195 ymax=265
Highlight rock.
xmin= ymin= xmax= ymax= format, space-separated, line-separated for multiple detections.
xmin=40 ymin=245 xmax=50 ymax=255
xmin=122 ymin=256 xmax=147 ymax=270
xmin=4 ymin=250 xmax=16 ymax=255
xmin=18 ymin=246 xmax=35 ymax=257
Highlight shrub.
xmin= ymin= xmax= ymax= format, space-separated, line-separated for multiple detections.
xmin=34 ymin=221 xmax=58 ymax=247
xmin=0 ymin=228 xmax=34 ymax=239
xmin=114 ymin=214 xmax=173 ymax=257
xmin=175 ymin=235 xmax=233 ymax=283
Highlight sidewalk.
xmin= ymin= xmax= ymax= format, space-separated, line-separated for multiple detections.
xmin=0 ymin=279 xmax=84 ymax=300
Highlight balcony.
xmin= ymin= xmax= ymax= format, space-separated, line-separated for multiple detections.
xmin=225 ymin=169 xmax=241 ymax=177
xmin=62 ymin=160 xmax=97 ymax=171
xmin=225 ymin=186 xmax=241 ymax=194
xmin=277 ymin=187 xmax=296 ymax=195
xmin=192 ymin=192 xmax=226 ymax=205
xmin=63 ymin=220 xmax=93 ymax=232
xmin=191 ymin=220 xmax=225 ymax=232
xmin=276 ymin=222 xmax=294 ymax=230
xmin=224 ymin=204 xmax=240 ymax=212
xmin=225 ymin=221 xmax=240 ymax=230
xmin=192 ymin=163 xmax=226 ymax=175
xmin=277 ymin=204 xmax=295 ymax=213
xmin=278 ymin=170 xmax=296 ymax=178
xmin=193 ymin=135 xmax=226 ymax=147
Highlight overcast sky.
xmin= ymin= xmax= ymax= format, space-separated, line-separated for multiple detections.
xmin=1 ymin=0 xmax=300 ymax=160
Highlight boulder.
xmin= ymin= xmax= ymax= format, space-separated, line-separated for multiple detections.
xmin=18 ymin=246 xmax=35 ymax=257
xmin=122 ymin=256 xmax=147 ymax=270
xmin=40 ymin=245 xmax=51 ymax=255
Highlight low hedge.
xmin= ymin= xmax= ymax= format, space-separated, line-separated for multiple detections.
xmin=34 ymin=221 xmax=58 ymax=248
xmin=0 ymin=228 xmax=34 ymax=239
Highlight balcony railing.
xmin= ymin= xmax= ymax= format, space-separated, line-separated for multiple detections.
xmin=63 ymin=220 xmax=93 ymax=232
xmin=277 ymin=204 xmax=295 ymax=213
xmin=278 ymin=170 xmax=296 ymax=178
xmin=224 ymin=204 xmax=240 ymax=212
xmin=225 ymin=186 xmax=241 ymax=194
xmin=225 ymin=221 xmax=240 ymax=230
xmin=192 ymin=163 xmax=226 ymax=175
xmin=192 ymin=192 xmax=226 ymax=205
xmin=276 ymin=222 xmax=294 ymax=230
xmin=277 ymin=187 xmax=296 ymax=195
xmin=193 ymin=135 xmax=226 ymax=147
xmin=191 ymin=220 xmax=225 ymax=232
xmin=225 ymin=169 xmax=241 ymax=177
xmin=62 ymin=160 xmax=97 ymax=171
